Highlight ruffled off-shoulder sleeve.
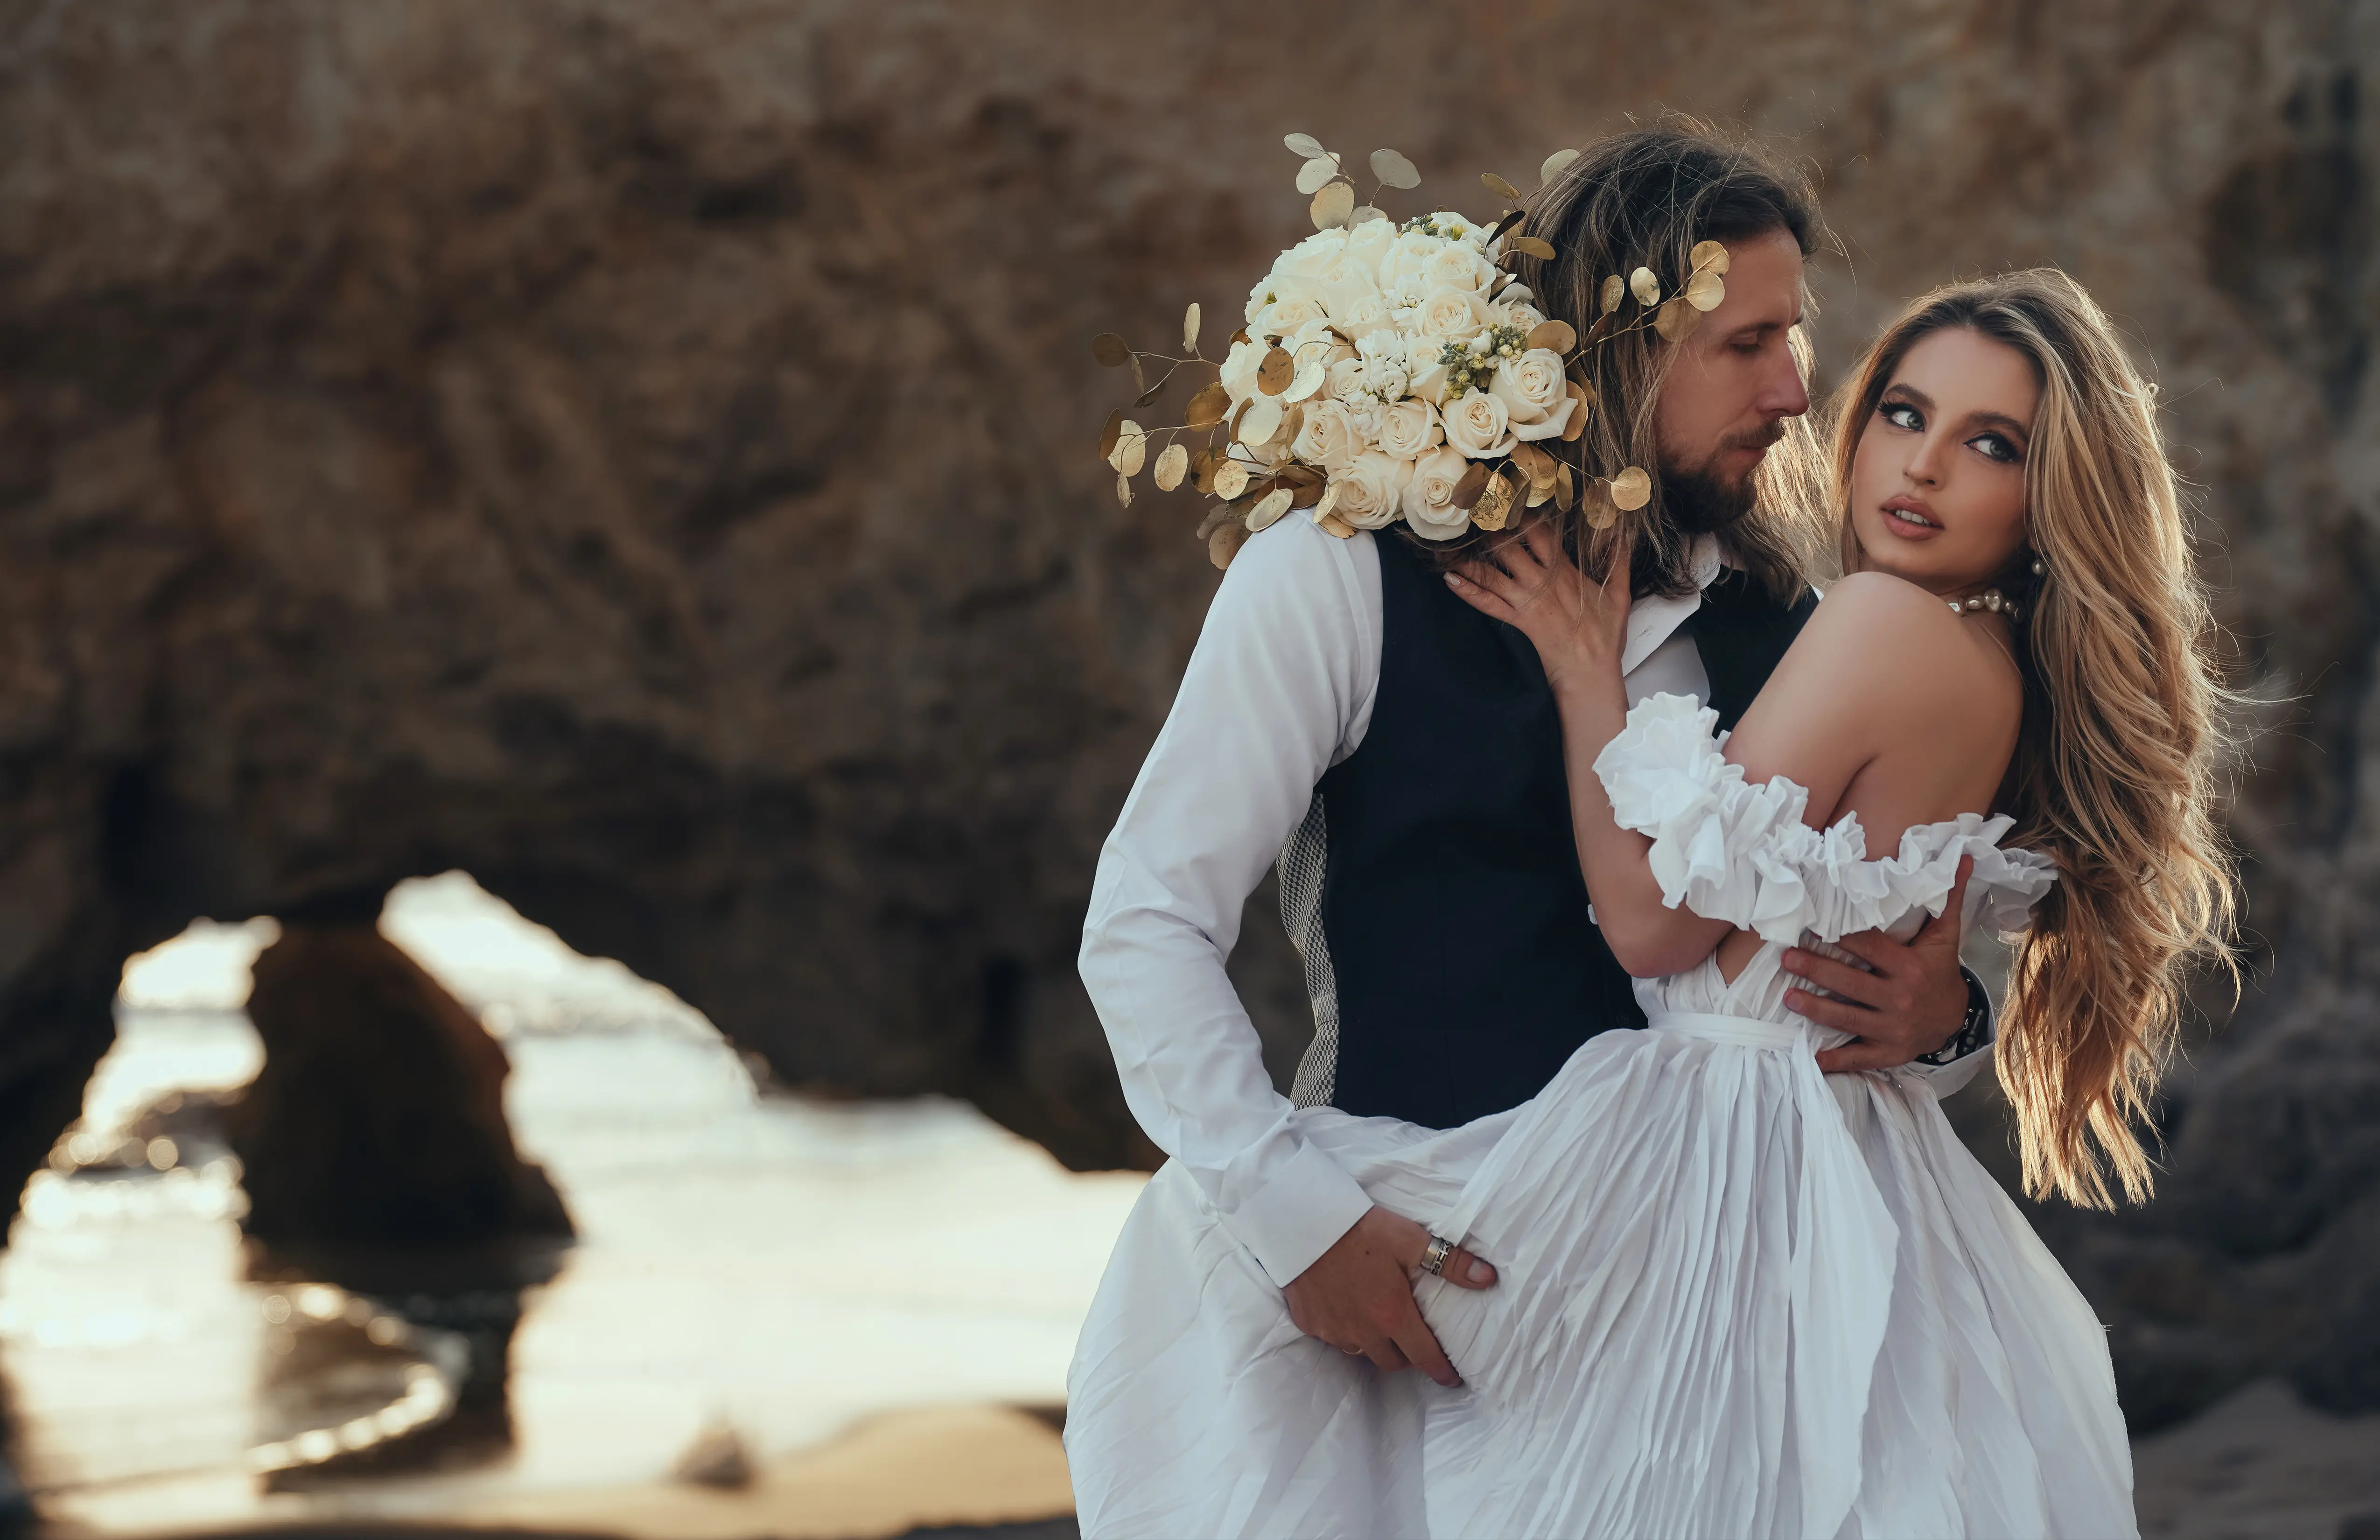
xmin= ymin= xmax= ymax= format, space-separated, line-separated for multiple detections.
xmin=1591 ymin=693 xmax=2057 ymax=945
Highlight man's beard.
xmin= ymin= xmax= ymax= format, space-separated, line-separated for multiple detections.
xmin=1659 ymin=421 xmax=1786 ymax=535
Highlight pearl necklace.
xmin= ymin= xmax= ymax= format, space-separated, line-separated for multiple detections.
xmin=1948 ymin=589 xmax=2021 ymax=621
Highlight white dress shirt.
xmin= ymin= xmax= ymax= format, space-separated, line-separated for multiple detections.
xmin=1079 ymin=516 xmax=1727 ymax=1288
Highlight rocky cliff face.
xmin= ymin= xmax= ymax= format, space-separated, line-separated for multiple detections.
xmin=0 ymin=0 xmax=2375 ymax=1428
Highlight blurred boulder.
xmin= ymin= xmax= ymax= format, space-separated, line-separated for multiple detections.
xmin=227 ymin=922 xmax=571 ymax=1244
xmin=0 ymin=0 xmax=2374 ymax=1427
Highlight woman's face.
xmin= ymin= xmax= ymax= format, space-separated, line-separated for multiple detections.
xmin=1848 ymin=326 xmax=2039 ymax=595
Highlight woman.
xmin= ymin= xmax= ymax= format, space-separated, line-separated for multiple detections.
xmin=1067 ymin=271 xmax=2234 ymax=1538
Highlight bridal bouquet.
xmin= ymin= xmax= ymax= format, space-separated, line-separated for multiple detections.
xmin=1095 ymin=133 xmax=1732 ymax=567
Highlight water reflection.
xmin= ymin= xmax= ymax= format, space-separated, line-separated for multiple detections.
xmin=5 ymin=875 xmax=1144 ymax=1532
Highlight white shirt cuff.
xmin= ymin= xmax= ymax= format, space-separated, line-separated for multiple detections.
xmin=1216 ymin=1137 xmax=1377 ymax=1288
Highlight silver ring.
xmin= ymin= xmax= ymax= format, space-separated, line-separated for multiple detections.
xmin=1420 ymin=1234 xmax=1453 ymax=1276
xmin=1341 ymin=1344 xmax=1364 ymax=1355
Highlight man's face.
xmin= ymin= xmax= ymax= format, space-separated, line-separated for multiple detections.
xmin=1651 ymin=228 xmax=1811 ymax=531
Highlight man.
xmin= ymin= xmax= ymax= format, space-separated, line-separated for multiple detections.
xmin=1078 ymin=124 xmax=1991 ymax=1393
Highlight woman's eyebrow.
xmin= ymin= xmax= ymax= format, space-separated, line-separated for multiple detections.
xmin=1964 ymin=409 xmax=2033 ymax=441
xmin=1882 ymin=382 xmax=1935 ymax=410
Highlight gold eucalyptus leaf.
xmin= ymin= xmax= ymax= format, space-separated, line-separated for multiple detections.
xmin=1584 ymin=489 xmax=1617 ymax=531
xmin=1195 ymin=504 xmax=1236 ymax=542
xmin=1237 ymin=395 xmax=1284 ymax=448
xmin=1370 ymin=147 xmax=1421 ymax=189
xmin=1472 ymin=470 xmax=1516 ymax=531
xmin=1654 ymin=295 xmax=1703 ymax=342
xmin=1584 ymin=314 xmax=1614 ymax=347
xmin=1600 ymin=275 xmax=1625 ymax=314
xmin=1296 ymin=154 xmax=1341 ymax=195
xmin=1540 ymin=147 xmax=1581 ymax=186
xmin=1480 ymin=171 xmax=1523 ymax=202
xmin=1092 ymin=332 xmax=1130 ymax=368
xmin=1689 ymin=239 xmax=1731 ymax=274
xmin=1310 ymin=181 xmax=1354 ymax=230
xmin=1213 ymin=460 xmax=1251 ymax=500
xmin=1289 ymin=476 xmax=1325 ymax=508
xmin=1184 ymin=380 xmax=1231 ymax=430
xmin=1278 ymin=400 xmax=1306 ymax=444
xmin=1348 ymin=204 xmax=1387 ymax=226
xmin=1183 ymin=302 xmax=1201 ymax=353
xmin=1451 ymin=461 xmax=1492 ymax=510
xmin=1489 ymin=208 xmax=1527 ymax=243
xmin=1562 ymin=380 xmax=1591 ymax=443
xmin=1191 ymin=447 xmax=1218 ymax=494
xmin=1685 ymin=269 xmax=1725 ymax=312
xmin=1630 ymin=267 xmax=1660 ymax=307
xmin=1153 ymin=443 xmax=1189 ymax=492
xmin=1129 ymin=354 xmax=1146 ymax=393
xmin=1509 ymin=235 xmax=1557 ymax=261
xmin=1116 ymin=472 xmax=1134 ymax=508
xmin=1316 ymin=509 xmax=1357 ymax=539
xmin=1525 ymin=319 xmax=1577 ymax=355
xmin=1526 ymin=478 xmax=1552 ymax=509
xmin=1283 ymin=132 xmax=1326 ymax=159
xmin=1098 ymin=408 xmax=1125 ymax=462
xmin=1109 ymin=421 xmax=1147 ymax=476
xmin=1248 ymin=487 xmax=1295 ymax=532
xmin=1258 ymin=347 xmax=1294 ymax=395
xmin=1285 ymin=357 xmax=1328 ymax=402
xmin=1312 ymin=480 xmax=1342 ymax=523
xmin=1555 ymin=462 xmax=1576 ymax=511
xmin=1210 ymin=519 xmax=1252 ymax=569
xmin=1610 ymin=465 xmax=1652 ymax=511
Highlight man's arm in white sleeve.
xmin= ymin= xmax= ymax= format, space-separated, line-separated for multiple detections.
xmin=1080 ymin=516 xmax=1381 ymax=1289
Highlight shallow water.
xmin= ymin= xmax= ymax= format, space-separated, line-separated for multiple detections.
xmin=4 ymin=875 xmax=1146 ymax=1533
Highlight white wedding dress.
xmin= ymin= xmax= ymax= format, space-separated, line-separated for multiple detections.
xmin=1065 ymin=695 xmax=2137 ymax=1540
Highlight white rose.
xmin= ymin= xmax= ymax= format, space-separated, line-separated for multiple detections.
xmin=1491 ymin=348 xmax=1569 ymax=425
xmin=1332 ymin=450 xmax=1412 ymax=530
xmin=1344 ymin=216 xmax=1398 ymax=274
xmin=1350 ymin=330 xmax=1410 ymax=402
xmin=1422 ymin=241 xmax=1495 ymax=293
xmin=1416 ymin=284 xmax=1491 ymax=343
xmin=1374 ymin=398 xmax=1443 ymax=460
xmin=1257 ymin=292 xmax=1328 ymax=339
xmin=1282 ymin=317 xmax=1353 ymax=376
xmin=1291 ymin=398 xmax=1364 ymax=475
xmin=1220 ymin=337 xmax=1267 ymax=403
xmin=1274 ymin=229 xmax=1349 ymax=280
xmin=1401 ymin=445 xmax=1476 ymax=541
xmin=1326 ymin=286 xmax=1394 ymax=342
xmin=1382 ymin=230 xmax=1450 ymax=302
xmin=1443 ymin=387 xmax=1516 ymax=459
xmin=1491 ymin=299 xmax=1547 ymax=332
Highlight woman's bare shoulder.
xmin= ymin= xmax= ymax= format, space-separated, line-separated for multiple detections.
xmin=1770 ymin=570 xmax=2021 ymax=727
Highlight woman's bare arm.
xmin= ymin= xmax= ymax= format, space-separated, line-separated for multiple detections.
xmin=1451 ymin=545 xmax=2017 ymax=978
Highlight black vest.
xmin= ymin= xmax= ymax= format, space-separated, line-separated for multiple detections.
xmin=1312 ymin=534 xmax=1815 ymax=1129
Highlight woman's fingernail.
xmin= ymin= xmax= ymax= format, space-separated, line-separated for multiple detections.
xmin=1468 ymin=1258 xmax=1496 ymax=1284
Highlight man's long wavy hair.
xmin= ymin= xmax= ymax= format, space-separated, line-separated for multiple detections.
xmin=1831 ymin=271 xmax=2240 ymax=1209
xmin=1449 ymin=118 xmax=1833 ymax=602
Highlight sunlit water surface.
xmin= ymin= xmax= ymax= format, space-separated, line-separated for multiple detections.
xmin=3 ymin=874 xmax=1146 ymax=1532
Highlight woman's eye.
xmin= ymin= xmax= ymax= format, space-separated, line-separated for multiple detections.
xmin=1881 ymin=402 xmax=1923 ymax=431
xmin=1969 ymin=433 xmax=2021 ymax=464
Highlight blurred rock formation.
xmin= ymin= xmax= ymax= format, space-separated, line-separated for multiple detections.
xmin=0 ymin=0 xmax=2376 ymax=1427
xmin=228 ymin=920 xmax=571 ymax=1244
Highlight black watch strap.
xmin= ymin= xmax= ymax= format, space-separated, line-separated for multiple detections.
xmin=1916 ymin=967 xmax=1995 ymax=1066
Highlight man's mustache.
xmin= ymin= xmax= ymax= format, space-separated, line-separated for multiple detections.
xmin=1722 ymin=420 xmax=1789 ymax=455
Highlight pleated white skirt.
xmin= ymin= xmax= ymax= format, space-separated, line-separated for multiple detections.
xmin=1064 ymin=1014 xmax=2137 ymax=1540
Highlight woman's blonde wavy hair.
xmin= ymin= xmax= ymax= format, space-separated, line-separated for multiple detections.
xmin=1832 ymin=270 xmax=2239 ymax=1209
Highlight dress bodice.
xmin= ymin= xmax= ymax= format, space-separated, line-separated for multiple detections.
xmin=1592 ymin=694 xmax=2058 ymax=1029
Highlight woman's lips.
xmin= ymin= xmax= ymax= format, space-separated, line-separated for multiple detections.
xmin=1880 ymin=499 xmax=1940 ymax=539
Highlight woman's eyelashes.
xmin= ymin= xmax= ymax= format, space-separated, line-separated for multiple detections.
xmin=1878 ymin=399 xmax=2024 ymax=465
